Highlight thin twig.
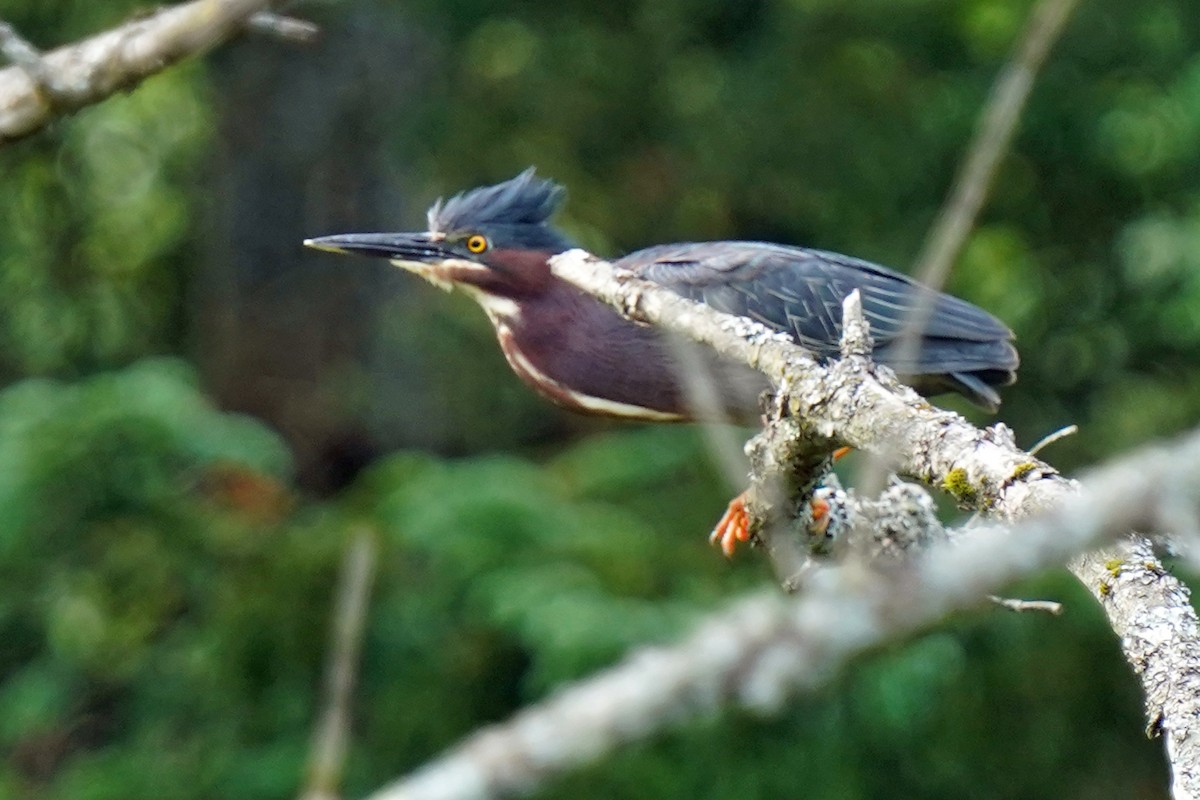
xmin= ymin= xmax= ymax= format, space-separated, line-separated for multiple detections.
xmin=912 ymin=0 xmax=1081 ymax=294
xmin=301 ymin=526 xmax=378 ymax=800
xmin=858 ymin=0 xmax=1080 ymax=494
xmin=247 ymin=11 xmax=320 ymax=44
xmin=664 ymin=336 xmax=750 ymax=489
xmin=988 ymin=595 xmax=1064 ymax=614
xmin=1030 ymin=424 xmax=1079 ymax=456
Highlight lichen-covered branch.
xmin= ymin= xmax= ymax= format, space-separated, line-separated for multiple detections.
xmin=0 ymin=0 xmax=283 ymax=145
xmin=368 ymin=428 xmax=1200 ymax=800
xmin=1074 ymin=541 xmax=1200 ymax=799
xmin=548 ymin=248 xmax=1200 ymax=798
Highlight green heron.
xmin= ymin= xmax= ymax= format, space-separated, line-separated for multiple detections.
xmin=305 ymin=169 xmax=1018 ymax=554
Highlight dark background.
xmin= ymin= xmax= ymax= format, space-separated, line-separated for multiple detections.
xmin=1 ymin=0 xmax=1196 ymax=796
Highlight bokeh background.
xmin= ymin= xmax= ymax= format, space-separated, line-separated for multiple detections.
xmin=2 ymin=0 xmax=1197 ymax=796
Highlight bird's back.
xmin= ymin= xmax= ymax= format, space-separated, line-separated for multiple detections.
xmin=619 ymin=241 xmax=1018 ymax=411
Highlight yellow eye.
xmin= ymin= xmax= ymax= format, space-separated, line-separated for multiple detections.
xmin=465 ymin=234 xmax=488 ymax=254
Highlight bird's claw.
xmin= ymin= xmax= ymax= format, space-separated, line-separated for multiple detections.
xmin=710 ymin=492 xmax=835 ymax=558
xmin=710 ymin=492 xmax=750 ymax=558
xmin=810 ymin=495 xmax=832 ymax=536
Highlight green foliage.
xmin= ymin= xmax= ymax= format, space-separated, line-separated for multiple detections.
xmin=366 ymin=442 xmax=725 ymax=694
xmin=0 ymin=362 xmax=735 ymax=797
xmin=0 ymin=361 xmax=315 ymax=799
xmin=0 ymin=362 xmax=1169 ymax=799
xmin=0 ymin=5 xmax=211 ymax=379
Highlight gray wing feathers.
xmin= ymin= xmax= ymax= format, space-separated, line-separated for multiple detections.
xmin=623 ymin=241 xmax=1017 ymax=377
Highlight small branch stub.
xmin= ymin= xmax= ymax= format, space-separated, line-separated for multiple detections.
xmin=988 ymin=595 xmax=1064 ymax=615
xmin=839 ymin=289 xmax=874 ymax=359
xmin=246 ymin=12 xmax=321 ymax=44
xmin=1030 ymin=424 xmax=1079 ymax=456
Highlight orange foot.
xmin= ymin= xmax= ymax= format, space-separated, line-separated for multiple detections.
xmin=710 ymin=492 xmax=750 ymax=558
xmin=711 ymin=449 xmax=849 ymax=559
xmin=810 ymin=495 xmax=832 ymax=536
xmin=710 ymin=493 xmax=836 ymax=558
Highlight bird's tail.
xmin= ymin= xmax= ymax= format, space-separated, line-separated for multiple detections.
xmin=879 ymin=337 xmax=1018 ymax=412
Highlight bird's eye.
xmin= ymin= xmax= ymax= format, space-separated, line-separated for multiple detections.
xmin=466 ymin=234 xmax=488 ymax=254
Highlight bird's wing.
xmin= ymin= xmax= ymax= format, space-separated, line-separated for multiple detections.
xmin=623 ymin=242 xmax=1012 ymax=356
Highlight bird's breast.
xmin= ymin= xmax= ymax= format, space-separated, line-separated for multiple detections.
xmin=493 ymin=321 xmax=687 ymax=421
xmin=473 ymin=283 xmax=765 ymax=423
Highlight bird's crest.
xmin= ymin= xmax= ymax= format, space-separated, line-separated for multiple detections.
xmin=428 ymin=168 xmax=565 ymax=234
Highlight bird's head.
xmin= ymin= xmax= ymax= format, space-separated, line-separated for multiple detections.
xmin=304 ymin=169 xmax=575 ymax=305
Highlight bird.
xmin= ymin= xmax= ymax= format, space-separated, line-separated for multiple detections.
xmin=305 ymin=169 xmax=1018 ymax=554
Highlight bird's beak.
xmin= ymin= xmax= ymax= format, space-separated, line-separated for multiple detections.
xmin=304 ymin=231 xmax=489 ymax=293
xmin=303 ymin=231 xmax=451 ymax=262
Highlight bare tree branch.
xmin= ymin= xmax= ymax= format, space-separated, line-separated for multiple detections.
xmin=546 ymin=248 xmax=1200 ymax=797
xmin=0 ymin=0 xmax=282 ymax=145
xmin=368 ymin=426 xmax=1200 ymax=800
xmin=1073 ymin=540 xmax=1200 ymax=799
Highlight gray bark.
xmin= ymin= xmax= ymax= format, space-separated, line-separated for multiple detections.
xmin=0 ymin=0 xmax=279 ymax=144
